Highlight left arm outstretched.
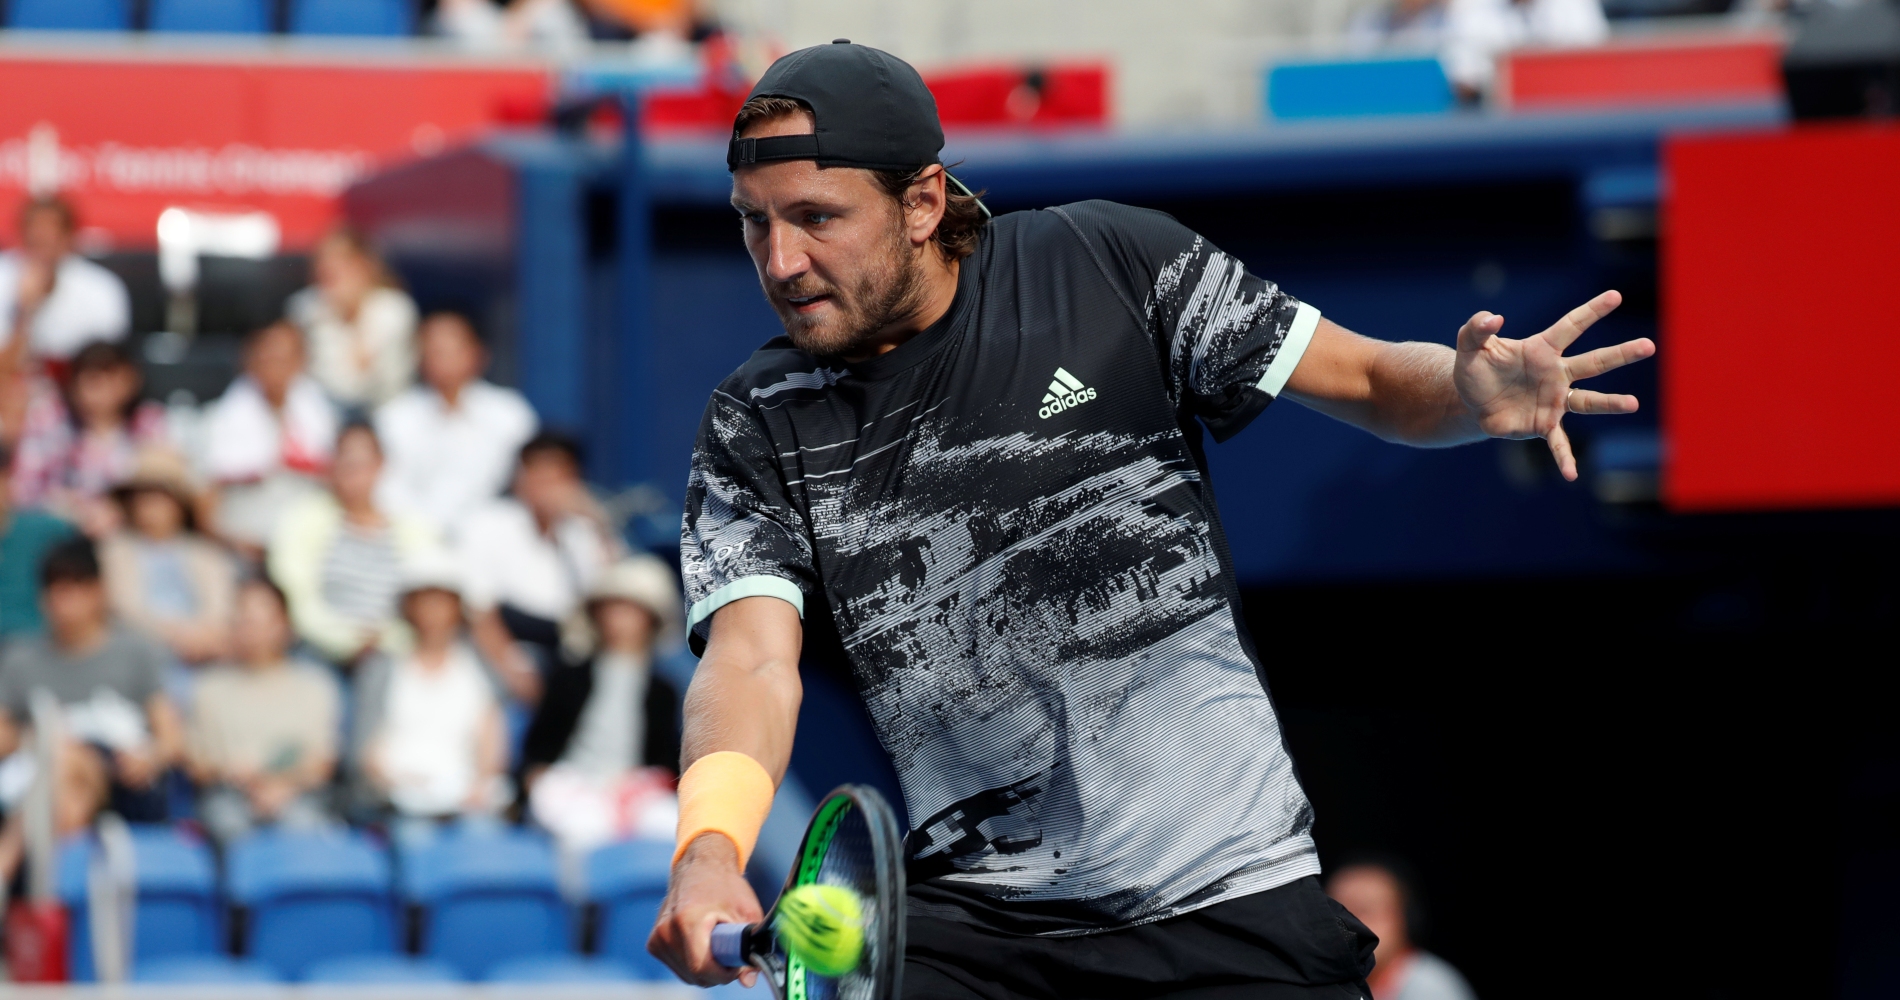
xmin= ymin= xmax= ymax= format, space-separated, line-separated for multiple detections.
xmin=1281 ymin=290 xmax=1654 ymax=480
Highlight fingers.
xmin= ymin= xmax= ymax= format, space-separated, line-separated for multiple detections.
xmin=1455 ymin=311 xmax=1504 ymax=353
xmin=1564 ymin=337 xmax=1655 ymax=381
xmin=1565 ymin=389 xmax=1639 ymax=415
xmin=1544 ymin=290 xmax=1622 ymax=350
xmin=1546 ymin=423 xmax=1578 ymax=482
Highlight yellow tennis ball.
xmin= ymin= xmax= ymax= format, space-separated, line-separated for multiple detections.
xmin=774 ymin=883 xmax=865 ymax=977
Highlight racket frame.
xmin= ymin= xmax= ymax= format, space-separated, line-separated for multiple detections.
xmin=740 ymin=784 xmax=906 ymax=1000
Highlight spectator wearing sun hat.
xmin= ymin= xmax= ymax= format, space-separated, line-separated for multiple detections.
xmin=520 ymin=555 xmax=683 ymax=848
xmin=98 ymin=449 xmax=235 ymax=667
xmin=350 ymin=549 xmax=508 ymax=837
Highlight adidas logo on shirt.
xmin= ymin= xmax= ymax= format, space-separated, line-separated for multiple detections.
xmin=1038 ymin=367 xmax=1098 ymax=419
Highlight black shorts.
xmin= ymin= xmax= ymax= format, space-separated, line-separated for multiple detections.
xmin=905 ymin=876 xmax=1376 ymax=1000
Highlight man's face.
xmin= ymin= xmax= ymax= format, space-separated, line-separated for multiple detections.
xmin=247 ymin=324 xmax=305 ymax=400
xmin=731 ymin=115 xmax=926 ymax=358
xmin=514 ymin=452 xmax=580 ymax=519
xmin=418 ymin=317 xmax=485 ymax=395
xmin=232 ymin=585 xmax=291 ymax=666
xmin=42 ymin=579 xmax=107 ymax=642
xmin=19 ymin=207 xmax=72 ymax=264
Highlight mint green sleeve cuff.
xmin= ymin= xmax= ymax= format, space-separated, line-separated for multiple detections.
xmin=1255 ymin=301 xmax=1321 ymax=399
xmin=687 ymin=575 xmax=807 ymax=635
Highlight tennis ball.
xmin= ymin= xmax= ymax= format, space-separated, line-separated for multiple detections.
xmin=774 ymin=883 xmax=865 ymax=977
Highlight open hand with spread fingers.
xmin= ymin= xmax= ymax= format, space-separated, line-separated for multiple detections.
xmin=1452 ymin=290 xmax=1656 ymax=482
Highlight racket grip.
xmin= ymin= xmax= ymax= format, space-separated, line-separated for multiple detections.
xmin=711 ymin=922 xmax=753 ymax=968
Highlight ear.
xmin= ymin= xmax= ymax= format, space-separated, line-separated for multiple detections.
xmin=904 ymin=165 xmax=949 ymax=249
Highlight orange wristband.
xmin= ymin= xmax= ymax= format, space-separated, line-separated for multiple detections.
xmin=673 ymin=751 xmax=776 ymax=868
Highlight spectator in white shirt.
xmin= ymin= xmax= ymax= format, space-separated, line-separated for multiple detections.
xmin=374 ymin=311 xmax=536 ymax=536
xmin=353 ymin=551 xmax=507 ymax=837
xmin=286 ymin=228 xmax=418 ymax=411
xmin=0 ymin=197 xmax=131 ymax=368
xmin=200 ymin=321 xmax=339 ymax=559
xmin=1442 ymin=0 xmax=1608 ymax=94
xmin=459 ymin=432 xmax=621 ymax=706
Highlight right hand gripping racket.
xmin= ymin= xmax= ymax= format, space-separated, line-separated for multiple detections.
xmin=711 ymin=784 xmax=906 ymax=1000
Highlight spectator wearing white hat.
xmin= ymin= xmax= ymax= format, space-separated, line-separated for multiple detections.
xmin=351 ymin=550 xmax=507 ymax=837
xmin=520 ymin=556 xmax=682 ymax=848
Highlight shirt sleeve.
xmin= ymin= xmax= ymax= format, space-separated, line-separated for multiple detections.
xmin=680 ymin=386 xmax=818 ymax=655
xmin=1050 ymin=201 xmax=1322 ymax=443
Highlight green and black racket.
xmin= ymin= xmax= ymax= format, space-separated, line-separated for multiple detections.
xmin=712 ymin=784 xmax=906 ymax=1000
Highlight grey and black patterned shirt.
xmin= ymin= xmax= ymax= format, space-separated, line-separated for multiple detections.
xmin=682 ymin=200 xmax=1325 ymax=933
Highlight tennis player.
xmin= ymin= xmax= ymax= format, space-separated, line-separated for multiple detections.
xmin=649 ymin=41 xmax=1653 ymax=999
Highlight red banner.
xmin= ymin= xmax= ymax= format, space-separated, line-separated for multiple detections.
xmin=1663 ymin=123 xmax=1900 ymax=511
xmin=0 ymin=53 xmax=551 ymax=250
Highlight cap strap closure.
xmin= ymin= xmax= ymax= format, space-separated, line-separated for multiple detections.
xmin=727 ymin=133 xmax=823 ymax=170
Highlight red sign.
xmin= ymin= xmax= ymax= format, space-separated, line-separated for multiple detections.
xmin=1501 ymin=36 xmax=1783 ymax=111
xmin=0 ymin=53 xmax=551 ymax=250
xmin=1662 ymin=123 xmax=1900 ymax=511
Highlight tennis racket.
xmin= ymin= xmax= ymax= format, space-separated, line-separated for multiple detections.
xmin=711 ymin=784 xmax=906 ymax=1000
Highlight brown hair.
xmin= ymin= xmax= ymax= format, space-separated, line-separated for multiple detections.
xmin=317 ymin=225 xmax=399 ymax=289
xmin=733 ymin=95 xmax=987 ymax=263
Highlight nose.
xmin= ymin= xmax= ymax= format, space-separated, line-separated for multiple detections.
xmin=763 ymin=219 xmax=809 ymax=285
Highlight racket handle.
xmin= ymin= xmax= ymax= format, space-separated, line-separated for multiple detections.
xmin=711 ymin=921 xmax=755 ymax=968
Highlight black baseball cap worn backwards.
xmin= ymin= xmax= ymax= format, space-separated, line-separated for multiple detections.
xmin=728 ymin=38 xmax=989 ymax=214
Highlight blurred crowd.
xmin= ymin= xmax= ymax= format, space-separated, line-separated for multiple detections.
xmin=427 ymin=0 xmax=716 ymax=54
xmin=0 ymin=196 xmax=683 ymax=886
xmin=1347 ymin=0 xmax=1609 ymax=95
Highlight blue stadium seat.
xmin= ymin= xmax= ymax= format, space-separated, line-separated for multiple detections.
xmin=400 ymin=827 xmax=571 ymax=978
xmin=227 ymin=830 xmax=397 ymax=979
xmin=585 ymin=838 xmax=673 ymax=979
xmin=288 ymin=0 xmax=413 ymax=36
xmin=303 ymin=954 xmax=464 ymax=984
xmin=134 ymin=956 xmax=282 ymax=983
xmin=149 ymin=0 xmax=271 ymax=33
xmin=57 ymin=826 xmax=220 ymax=982
xmin=6 ymin=0 xmax=131 ymax=29
xmin=485 ymin=955 xmax=638 ymax=983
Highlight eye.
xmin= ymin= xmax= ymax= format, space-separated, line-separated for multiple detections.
xmin=740 ymin=211 xmax=766 ymax=226
xmin=804 ymin=212 xmax=833 ymax=226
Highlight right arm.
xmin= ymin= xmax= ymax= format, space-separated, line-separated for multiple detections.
xmin=648 ymin=595 xmax=803 ymax=988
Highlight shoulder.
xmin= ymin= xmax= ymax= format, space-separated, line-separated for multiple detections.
xmin=469 ymin=381 xmax=537 ymax=426
xmin=16 ymin=509 xmax=76 ymax=543
xmin=376 ymin=387 xmax=431 ymax=422
xmin=1399 ymin=952 xmax=1477 ymax=1000
xmin=0 ymin=636 xmax=50 ymax=672
xmin=1034 ymin=200 xmax=1184 ymax=243
xmin=110 ymin=625 xmax=170 ymax=664
xmin=286 ymin=660 xmax=342 ymax=698
xmin=364 ymin=287 xmax=418 ymax=322
xmin=192 ymin=666 xmax=245 ymax=698
xmin=459 ymin=498 xmax=532 ymax=537
xmin=59 ymin=255 xmax=127 ymax=292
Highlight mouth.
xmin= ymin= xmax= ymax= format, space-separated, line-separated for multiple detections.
xmin=783 ymin=293 xmax=833 ymax=314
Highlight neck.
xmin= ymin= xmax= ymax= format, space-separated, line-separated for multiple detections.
xmin=340 ymin=499 xmax=381 ymax=525
xmin=81 ymin=414 xmax=123 ymax=435
xmin=437 ymin=381 xmax=465 ymax=408
xmin=841 ymin=253 xmax=960 ymax=363
xmin=242 ymin=653 xmax=284 ymax=671
xmin=55 ymin=619 xmax=108 ymax=656
xmin=414 ymin=638 xmax=455 ymax=664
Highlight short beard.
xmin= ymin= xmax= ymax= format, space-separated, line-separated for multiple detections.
xmin=770 ymin=216 xmax=928 ymax=359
